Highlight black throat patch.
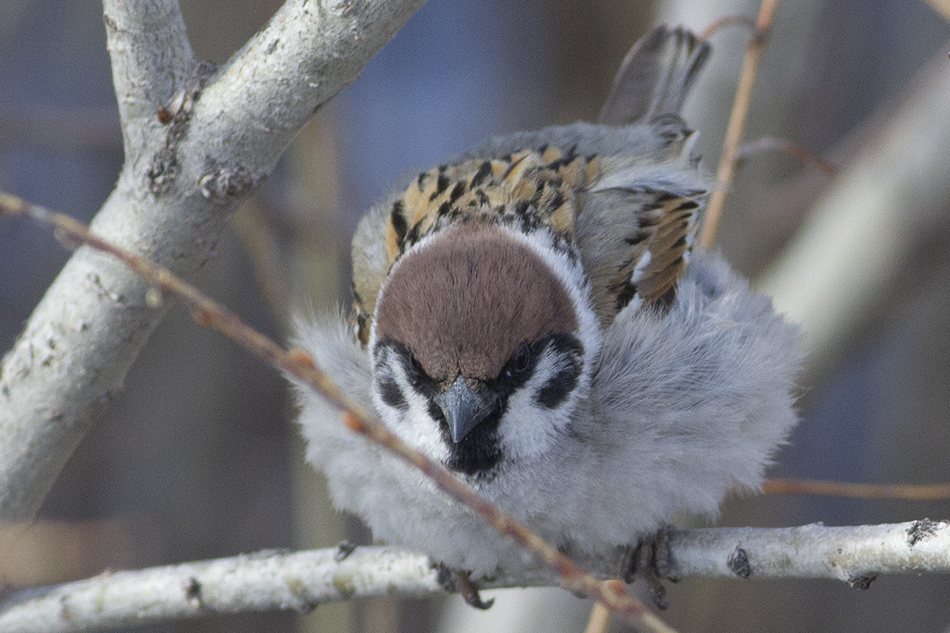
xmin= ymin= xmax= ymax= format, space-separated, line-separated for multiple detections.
xmin=376 ymin=333 xmax=584 ymax=481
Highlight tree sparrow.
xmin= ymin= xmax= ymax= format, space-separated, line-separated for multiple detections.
xmin=291 ymin=25 xmax=802 ymax=604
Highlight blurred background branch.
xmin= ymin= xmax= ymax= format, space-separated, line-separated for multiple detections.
xmin=698 ymin=0 xmax=780 ymax=250
xmin=759 ymin=48 xmax=950 ymax=376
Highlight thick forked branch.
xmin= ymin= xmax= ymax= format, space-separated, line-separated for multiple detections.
xmin=2 ymin=521 xmax=949 ymax=633
xmin=0 ymin=0 xmax=427 ymax=522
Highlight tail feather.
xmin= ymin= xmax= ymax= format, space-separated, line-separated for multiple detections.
xmin=598 ymin=26 xmax=710 ymax=126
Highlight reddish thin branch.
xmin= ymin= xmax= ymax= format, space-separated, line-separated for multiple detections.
xmin=764 ymin=479 xmax=950 ymax=501
xmin=0 ymin=189 xmax=675 ymax=633
xmin=699 ymin=15 xmax=758 ymax=41
xmin=698 ymin=0 xmax=781 ymax=251
xmin=736 ymin=137 xmax=838 ymax=176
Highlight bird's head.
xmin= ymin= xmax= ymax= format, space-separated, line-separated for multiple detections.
xmin=369 ymin=223 xmax=598 ymax=479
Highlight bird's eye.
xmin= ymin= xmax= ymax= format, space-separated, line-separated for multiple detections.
xmin=513 ymin=341 xmax=531 ymax=373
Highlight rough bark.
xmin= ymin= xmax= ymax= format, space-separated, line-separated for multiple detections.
xmin=2 ymin=521 xmax=948 ymax=633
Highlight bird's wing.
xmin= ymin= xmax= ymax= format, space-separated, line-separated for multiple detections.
xmin=578 ymin=24 xmax=710 ymax=324
xmin=577 ymin=150 xmax=706 ymax=323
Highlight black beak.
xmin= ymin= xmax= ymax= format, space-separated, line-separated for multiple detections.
xmin=433 ymin=376 xmax=499 ymax=444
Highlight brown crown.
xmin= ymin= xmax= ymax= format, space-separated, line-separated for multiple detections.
xmin=375 ymin=224 xmax=578 ymax=382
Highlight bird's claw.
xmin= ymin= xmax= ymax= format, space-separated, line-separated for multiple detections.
xmin=434 ymin=563 xmax=495 ymax=610
xmin=622 ymin=526 xmax=677 ymax=610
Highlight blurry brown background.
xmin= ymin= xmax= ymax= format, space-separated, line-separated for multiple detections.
xmin=1 ymin=1 xmax=949 ymax=632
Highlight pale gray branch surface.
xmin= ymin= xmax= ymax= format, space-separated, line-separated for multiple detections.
xmin=668 ymin=520 xmax=950 ymax=585
xmin=2 ymin=521 xmax=948 ymax=633
xmin=0 ymin=0 xmax=427 ymax=521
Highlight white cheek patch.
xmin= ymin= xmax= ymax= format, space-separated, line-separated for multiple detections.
xmin=371 ymin=349 xmax=449 ymax=463
xmin=501 ymin=346 xmax=579 ymax=462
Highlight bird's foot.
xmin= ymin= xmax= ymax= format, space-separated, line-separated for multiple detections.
xmin=434 ymin=563 xmax=495 ymax=610
xmin=622 ymin=526 xmax=678 ymax=610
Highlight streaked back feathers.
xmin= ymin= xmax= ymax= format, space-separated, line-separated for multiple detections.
xmin=352 ymin=25 xmax=712 ymax=345
xmin=355 ymin=146 xmax=599 ymax=345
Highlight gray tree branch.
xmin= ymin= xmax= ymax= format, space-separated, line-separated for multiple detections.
xmin=0 ymin=0 xmax=427 ymax=521
xmin=2 ymin=521 xmax=948 ymax=633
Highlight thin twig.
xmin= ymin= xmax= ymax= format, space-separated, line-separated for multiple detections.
xmin=736 ymin=137 xmax=838 ymax=176
xmin=0 ymin=189 xmax=674 ymax=633
xmin=764 ymin=479 xmax=950 ymax=500
xmin=583 ymin=596 xmax=615 ymax=633
xmin=699 ymin=15 xmax=758 ymax=41
xmin=698 ymin=0 xmax=781 ymax=251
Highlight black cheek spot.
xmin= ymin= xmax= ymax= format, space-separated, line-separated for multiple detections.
xmin=534 ymin=334 xmax=584 ymax=409
xmin=377 ymin=375 xmax=408 ymax=412
xmin=535 ymin=359 xmax=581 ymax=409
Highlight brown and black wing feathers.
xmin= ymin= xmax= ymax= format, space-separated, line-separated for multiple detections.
xmin=603 ymin=187 xmax=702 ymax=312
xmin=351 ymin=25 xmax=710 ymax=343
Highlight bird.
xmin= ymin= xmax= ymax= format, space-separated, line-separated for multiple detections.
xmin=291 ymin=25 xmax=802 ymax=607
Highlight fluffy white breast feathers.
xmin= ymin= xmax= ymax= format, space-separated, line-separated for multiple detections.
xmin=291 ymin=25 xmax=802 ymax=586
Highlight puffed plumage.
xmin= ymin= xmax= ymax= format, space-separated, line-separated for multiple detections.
xmin=291 ymin=26 xmax=802 ymax=578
